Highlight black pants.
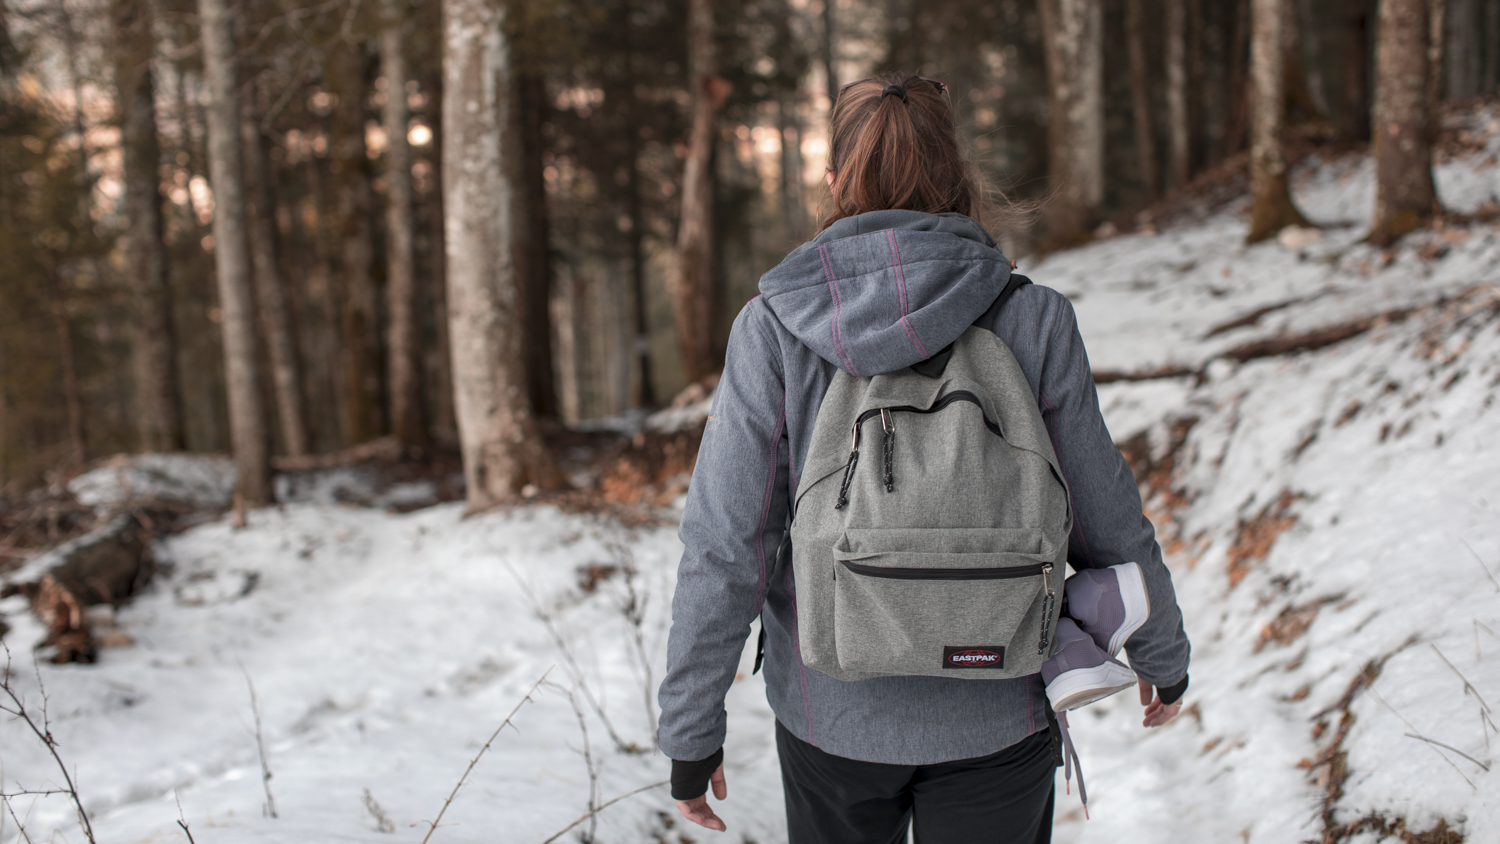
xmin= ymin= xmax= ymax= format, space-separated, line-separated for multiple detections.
xmin=776 ymin=721 xmax=1054 ymax=844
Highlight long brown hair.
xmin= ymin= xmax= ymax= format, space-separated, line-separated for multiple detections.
xmin=820 ymin=72 xmax=986 ymax=231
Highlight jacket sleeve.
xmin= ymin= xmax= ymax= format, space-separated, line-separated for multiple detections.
xmin=657 ymin=302 xmax=791 ymax=762
xmin=1037 ymin=297 xmax=1191 ymax=690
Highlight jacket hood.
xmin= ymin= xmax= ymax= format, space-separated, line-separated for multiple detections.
xmin=758 ymin=210 xmax=1012 ymax=377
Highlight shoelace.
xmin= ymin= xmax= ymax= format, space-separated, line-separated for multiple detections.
xmin=1057 ymin=711 xmax=1089 ymax=819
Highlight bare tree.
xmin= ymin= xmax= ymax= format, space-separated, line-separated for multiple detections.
xmin=113 ymin=0 xmax=184 ymax=452
xmin=511 ymin=71 xmax=557 ymax=419
xmin=1038 ymin=0 xmax=1104 ymax=244
xmin=382 ymin=0 xmax=425 ymax=445
xmin=242 ymin=84 xmax=310 ymax=458
xmin=671 ymin=0 xmax=729 ymax=385
xmin=1125 ymin=0 xmax=1159 ymax=202
xmin=331 ymin=42 xmax=385 ymax=444
xmin=443 ymin=0 xmax=564 ymax=509
xmin=1246 ymin=0 xmax=1309 ymax=243
xmin=1165 ymin=0 xmax=1191 ymax=191
xmin=1368 ymin=0 xmax=1439 ymax=245
xmin=198 ymin=0 xmax=271 ymax=503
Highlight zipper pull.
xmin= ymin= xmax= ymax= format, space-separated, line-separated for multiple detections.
xmin=834 ymin=422 xmax=862 ymax=510
xmin=1038 ymin=563 xmax=1056 ymax=655
xmin=881 ymin=408 xmax=895 ymax=492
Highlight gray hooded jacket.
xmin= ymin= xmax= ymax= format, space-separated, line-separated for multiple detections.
xmin=657 ymin=210 xmax=1190 ymax=766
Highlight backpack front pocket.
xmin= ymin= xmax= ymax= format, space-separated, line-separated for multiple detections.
xmin=830 ymin=528 xmax=1057 ymax=678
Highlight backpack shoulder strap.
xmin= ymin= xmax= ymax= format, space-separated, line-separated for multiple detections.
xmin=910 ymin=273 xmax=1033 ymax=379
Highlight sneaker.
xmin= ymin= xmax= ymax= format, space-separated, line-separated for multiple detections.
xmin=1064 ymin=562 xmax=1151 ymax=657
xmin=1042 ymin=617 xmax=1138 ymax=712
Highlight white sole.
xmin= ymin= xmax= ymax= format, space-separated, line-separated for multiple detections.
xmin=1046 ymin=661 xmax=1139 ymax=712
xmin=1106 ymin=562 xmax=1151 ymax=657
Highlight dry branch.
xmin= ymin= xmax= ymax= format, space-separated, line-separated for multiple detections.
xmin=240 ymin=664 xmax=278 ymax=818
xmin=539 ymin=780 xmax=670 ymax=844
xmin=419 ymin=668 xmax=553 ymax=844
xmin=0 ymin=645 xmax=96 ymax=843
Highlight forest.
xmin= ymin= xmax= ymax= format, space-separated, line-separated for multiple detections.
xmin=3 ymin=1 xmax=1500 ymax=841
xmin=0 ymin=0 xmax=1497 ymax=506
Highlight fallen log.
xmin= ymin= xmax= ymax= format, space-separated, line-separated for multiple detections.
xmin=0 ymin=514 xmax=154 ymax=663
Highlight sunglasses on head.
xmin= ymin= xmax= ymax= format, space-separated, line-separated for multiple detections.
xmin=837 ymin=76 xmax=951 ymax=109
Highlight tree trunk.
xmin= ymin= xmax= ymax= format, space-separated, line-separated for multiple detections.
xmin=1428 ymin=0 xmax=1446 ymax=107
xmin=381 ymin=0 xmax=425 ymax=446
xmin=242 ymin=88 xmax=310 ymax=458
xmin=1369 ymin=0 xmax=1439 ymax=245
xmin=1038 ymin=0 xmax=1104 ymax=245
xmin=1247 ymin=0 xmax=1310 ymax=243
xmin=442 ymin=0 xmax=564 ymax=509
xmin=822 ymin=0 xmax=837 ymax=108
xmin=775 ymin=0 xmax=808 ymax=242
xmin=113 ymin=0 xmax=184 ymax=453
xmin=1296 ymin=0 xmax=1332 ymax=120
xmin=672 ymin=0 xmax=727 ymax=384
xmin=331 ymin=44 xmax=385 ymax=444
xmin=511 ymin=71 xmax=557 ymax=418
xmin=1223 ymin=0 xmax=1252 ymax=156
xmin=1484 ymin=0 xmax=1499 ymax=93
xmin=423 ymin=66 xmax=458 ymax=443
xmin=197 ymin=0 xmax=271 ymax=504
xmin=1345 ymin=0 xmax=1374 ymax=140
xmin=1125 ymin=0 xmax=1160 ymax=202
xmin=1444 ymin=0 xmax=1480 ymax=99
xmin=1165 ymin=0 xmax=1191 ymax=190
xmin=626 ymin=133 xmax=656 ymax=408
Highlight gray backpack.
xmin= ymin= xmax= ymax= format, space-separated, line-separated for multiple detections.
xmin=788 ymin=277 xmax=1072 ymax=681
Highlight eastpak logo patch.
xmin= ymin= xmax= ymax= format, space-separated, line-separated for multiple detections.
xmin=942 ymin=646 xmax=1005 ymax=669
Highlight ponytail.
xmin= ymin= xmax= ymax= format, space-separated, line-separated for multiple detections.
xmin=821 ymin=73 xmax=983 ymax=231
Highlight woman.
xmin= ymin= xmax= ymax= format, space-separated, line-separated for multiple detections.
xmin=656 ymin=73 xmax=1190 ymax=843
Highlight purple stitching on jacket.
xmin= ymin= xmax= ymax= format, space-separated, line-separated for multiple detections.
xmin=819 ymin=244 xmax=859 ymax=376
xmin=885 ymin=230 xmax=931 ymax=360
xmin=754 ymin=393 xmax=786 ymax=613
xmin=785 ymin=562 xmax=816 ymax=745
xmin=1040 ymin=388 xmax=1095 ymax=566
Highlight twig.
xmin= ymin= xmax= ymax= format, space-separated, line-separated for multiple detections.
xmin=176 ymin=789 xmax=197 ymax=844
xmin=539 ymin=780 xmax=670 ymax=844
xmin=362 ymin=787 xmax=395 ymax=833
xmin=1460 ymin=539 xmax=1500 ymax=593
xmin=1368 ymin=688 xmax=1476 ymax=791
xmin=1402 ymin=733 xmax=1491 ymax=771
xmin=1430 ymin=643 xmax=1492 ymax=713
xmin=419 ymin=668 xmax=554 ymax=844
xmin=0 ymin=644 xmax=96 ymax=843
xmin=2 ymin=797 xmax=36 ymax=844
xmin=607 ymin=539 xmax=659 ymax=745
xmin=239 ymin=664 xmax=278 ymax=818
xmin=502 ymin=557 xmax=636 ymax=752
xmin=547 ymin=680 xmax=602 ymax=843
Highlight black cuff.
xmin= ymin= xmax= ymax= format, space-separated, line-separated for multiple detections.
xmin=670 ymin=747 xmax=724 ymax=800
xmin=1158 ymin=673 xmax=1189 ymax=706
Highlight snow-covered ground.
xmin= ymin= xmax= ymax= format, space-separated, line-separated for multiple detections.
xmin=4 ymin=110 xmax=1500 ymax=843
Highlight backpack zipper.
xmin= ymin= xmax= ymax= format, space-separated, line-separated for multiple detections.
xmin=835 ymin=391 xmax=1002 ymax=510
xmin=881 ymin=408 xmax=895 ymax=492
xmin=837 ymin=558 xmax=1049 ymax=580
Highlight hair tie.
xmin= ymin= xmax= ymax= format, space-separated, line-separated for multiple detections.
xmin=881 ymin=84 xmax=908 ymax=103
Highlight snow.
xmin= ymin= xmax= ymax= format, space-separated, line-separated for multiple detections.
xmin=67 ymin=454 xmax=237 ymax=511
xmin=5 ymin=120 xmax=1500 ymax=843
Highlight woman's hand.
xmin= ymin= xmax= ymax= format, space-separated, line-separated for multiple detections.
xmin=1139 ymin=678 xmax=1182 ymax=727
xmin=675 ymin=763 xmax=728 ymax=831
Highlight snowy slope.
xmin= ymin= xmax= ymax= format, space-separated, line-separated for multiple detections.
xmin=4 ymin=111 xmax=1500 ymax=844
